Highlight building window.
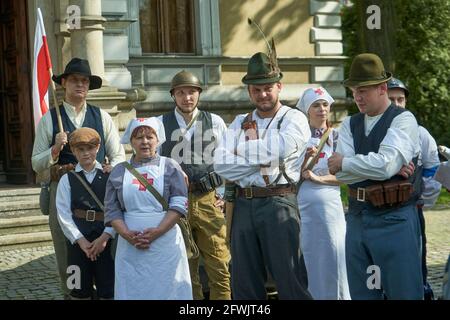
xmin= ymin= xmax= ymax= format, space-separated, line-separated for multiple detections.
xmin=139 ymin=0 xmax=195 ymax=54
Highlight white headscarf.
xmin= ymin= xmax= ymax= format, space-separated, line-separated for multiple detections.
xmin=295 ymin=87 xmax=335 ymax=116
xmin=120 ymin=117 xmax=166 ymax=146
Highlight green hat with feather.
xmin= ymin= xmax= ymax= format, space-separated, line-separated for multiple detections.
xmin=242 ymin=18 xmax=283 ymax=85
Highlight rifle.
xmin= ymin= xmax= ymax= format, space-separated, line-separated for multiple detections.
xmin=297 ymin=127 xmax=332 ymax=189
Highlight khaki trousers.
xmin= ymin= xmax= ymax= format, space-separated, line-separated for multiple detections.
xmin=188 ymin=190 xmax=231 ymax=300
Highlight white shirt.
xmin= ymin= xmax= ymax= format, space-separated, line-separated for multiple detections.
xmin=418 ymin=126 xmax=440 ymax=169
xmin=31 ymin=101 xmax=125 ymax=174
xmin=56 ymin=162 xmax=115 ymax=244
xmin=214 ymin=105 xmax=311 ymax=187
xmin=418 ymin=126 xmax=441 ymax=207
xmin=336 ymin=109 xmax=420 ymax=184
xmin=157 ymin=107 xmax=227 ymax=145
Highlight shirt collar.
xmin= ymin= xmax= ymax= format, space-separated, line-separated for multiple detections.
xmin=75 ymin=161 xmax=103 ymax=174
xmin=253 ymin=105 xmax=287 ymax=121
xmin=63 ymin=100 xmax=87 ymax=116
xmin=175 ymin=107 xmax=199 ymax=126
xmin=130 ymin=153 xmax=160 ymax=165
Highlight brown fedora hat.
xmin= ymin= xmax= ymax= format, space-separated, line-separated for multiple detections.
xmin=342 ymin=53 xmax=392 ymax=87
xmin=52 ymin=58 xmax=102 ymax=90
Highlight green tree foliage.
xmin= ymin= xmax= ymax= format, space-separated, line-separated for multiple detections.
xmin=395 ymin=0 xmax=450 ymax=146
xmin=341 ymin=1 xmax=450 ymax=145
xmin=341 ymin=3 xmax=360 ymax=115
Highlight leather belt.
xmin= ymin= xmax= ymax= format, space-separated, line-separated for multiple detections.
xmin=188 ymin=172 xmax=223 ymax=194
xmin=348 ymin=187 xmax=369 ymax=202
xmin=236 ymin=184 xmax=297 ymax=199
xmin=73 ymin=209 xmax=104 ymax=222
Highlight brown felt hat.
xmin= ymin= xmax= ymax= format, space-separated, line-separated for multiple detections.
xmin=342 ymin=53 xmax=392 ymax=87
xmin=52 ymin=58 xmax=102 ymax=90
xmin=69 ymin=127 xmax=101 ymax=149
xmin=242 ymin=52 xmax=283 ymax=85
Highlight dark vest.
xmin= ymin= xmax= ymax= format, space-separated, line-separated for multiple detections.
xmin=160 ymin=110 xmax=214 ymax=183
xmin=50 ymin=104 xmax=106 ymax=165
xmin=68 ymin=170 xmax=108 ymax=234
xmin=349 ymin=104 xmax=422 ymax=200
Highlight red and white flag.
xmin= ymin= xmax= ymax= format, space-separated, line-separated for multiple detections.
xmin=32 ymin=8 xmax=52 ymax=131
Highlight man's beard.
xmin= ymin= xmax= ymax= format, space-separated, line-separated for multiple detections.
xmin=176 ymin=101 xmax=199 ymax=113
xmin=254 ymin=98 xmax=278 ymax=113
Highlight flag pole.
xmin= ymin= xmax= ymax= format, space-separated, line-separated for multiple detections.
xmin=48 ymin=67 xmax=64 ymax=134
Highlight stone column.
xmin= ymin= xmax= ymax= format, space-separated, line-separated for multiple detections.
xmin=67 ymin=0 xmax=126 ymax=118
xmin=68 ymin=0 xmax=107 ymax=83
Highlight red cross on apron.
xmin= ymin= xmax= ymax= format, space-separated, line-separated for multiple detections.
xmin=132 ymin=173 xmax=154 ymax=191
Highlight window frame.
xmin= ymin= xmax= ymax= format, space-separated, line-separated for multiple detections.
xmin=128 ymin=0 xmax=221 ymax=57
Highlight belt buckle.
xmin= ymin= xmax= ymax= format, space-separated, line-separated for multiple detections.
xmin=244 ymin=187 xmax=253 ymax=199
xmin=86 ymin=210 xmax=96 ymax=222
xmin=356 ymin=187 xmax=366 ymax=202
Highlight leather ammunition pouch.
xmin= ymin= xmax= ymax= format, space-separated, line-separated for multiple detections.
xmin=349 ymin=181 xmax=414 ymax=208
xmin=242 ymin=119 xmax=258 ymax=141
xmin=39 ymin=182 xmax=51 ymax=216
xmin=189 ymin=172 xmax=223 ymax=194
xmin=50 ymin=163 xmax=75 ymax=182
xmin=224 ymin=182 xmax=237 ymax=202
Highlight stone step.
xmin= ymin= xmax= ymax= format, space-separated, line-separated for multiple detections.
xmin=0 ymin=187 xmax=40 ymax=203
xmin=0 ymin=231 xmax=53 ymax=251
xmin=0 ymin=200 xmax=42 ymax=219
xmin=0 ymin=216 xmax=49 ymax=236
xmin=0 ymin=194 xmax=40 ymax=203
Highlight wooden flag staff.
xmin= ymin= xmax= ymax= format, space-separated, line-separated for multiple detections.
xmin=48 ymin=67 xmax=64 ymax=133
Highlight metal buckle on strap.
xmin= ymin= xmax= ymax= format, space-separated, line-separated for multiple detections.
xmin=244 ymin=187 xmax=253 ymax=199
xmin=357 ymin=187 xmax=366 ymax=202
xmin=86 ymin=210 xmax=96 ymax=222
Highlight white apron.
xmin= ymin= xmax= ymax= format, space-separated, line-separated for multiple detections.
xmin=115 ymin=157 xmax=192 ymax=300
xmin=297 ymin=130 xmax=350 ymax=300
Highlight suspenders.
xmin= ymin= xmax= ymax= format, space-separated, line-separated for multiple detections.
xmin=240 ymin=108 xmax=295 ymax=187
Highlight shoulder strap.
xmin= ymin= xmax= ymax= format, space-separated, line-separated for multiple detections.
xmin=70 ymin=171 xmax=105 ymax=211
xmin=277 ymin=108 xmax=293 ymax=130
xmin=122 ymin=161 xmax=169 ymax=211
xmin=184 ymin=110 xmax=201 ymax=133
xmin=241 ymin=112 xmax=253 ymax=128
xmin=268 ymin=108 xmax=296 ymax=186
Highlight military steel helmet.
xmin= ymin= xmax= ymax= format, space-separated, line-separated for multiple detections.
xmin=170 ymin=70 xmax=203 ymax=94
xmin=387 ymin=77 xmax=409 ymax=97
